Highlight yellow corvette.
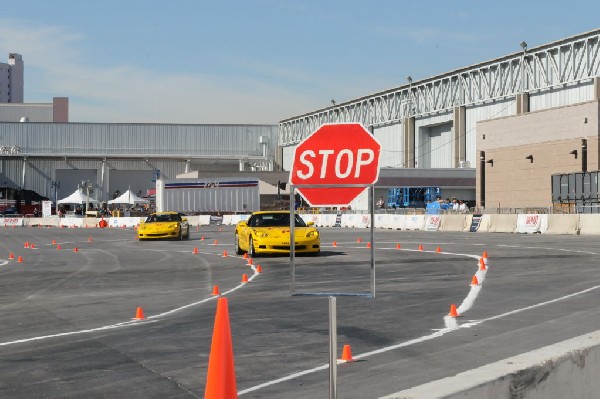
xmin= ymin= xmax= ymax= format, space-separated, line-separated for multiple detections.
xmin=137 ymin=211 xmax=190 ymax=241
xmin=235 ymin=211 xmax=320 ymax=256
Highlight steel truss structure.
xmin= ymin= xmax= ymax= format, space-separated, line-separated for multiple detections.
xmin=279 ymin=29 xmax=600 ymax=146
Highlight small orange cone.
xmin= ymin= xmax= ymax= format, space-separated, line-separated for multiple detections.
xmin=482 ymin=250 xmax=488 ymax=259
xmin=193 ymin=247 xmax=199 ymax=254
xmin=73 ymin=247 xmax=79 ymax=253
xmin=201 ymin=235 xmax=205 ymax=241
xmin=133 ymin=307 xmax=145 ymax=320
xmin=436 ymin=246 xmax=441 ymax=253
xmin=366 ymin=242 xmax=371 ymax=248
xmin=30 ymin=243 xmax=36 ymax=249
xmin=256 ymin=265 xmax=262 ymax=273
xmin=332 ymin=241 xmax=337 ymax=247
xmin=241 ymin=274 xmax=248 ymax=283
xmin=247 ymin=258 xmax=253 ymax=266
xmin=222 ymin=250 xmax=228 ymax=257
xmin=24 ymin=242 xmax=30 ymax=248
xmin=470 ymin=275 xmax=480 ymax=286
xmin=88 ymin=236 xmax=93 ymax=243
xmin=479 ymin=258 xmax=487 ymax=271
xmin=396 ymin=243 xmax=401 ymax=249
xmin=8 ymin=252 xmax=15 ymax=260
xmin=52 ymin=239 xmax=56 ymax=245
xmin=357 ymin=237 xmax=362 ymax=243
xmin=213 ymin=239 xmax=219 ymax=245
xmin=448 ymin=304 xmax=460 ymax=317
xmin=204 ymin=297 xmax=237 ymax=398
xmin=340 ymin=344 xmax=355 ymax=362
xmin=242 ymin=253 xmax=248 ymax=259
xmin=212 ymin=285 xmax=220 ymax=296
xmin=17 ymin=256 xmax=23 ymax=263
xmin=418 ymin=244 xmax=424 ymax=251
xmin=56 ymin=244 xmax=62 ymax=250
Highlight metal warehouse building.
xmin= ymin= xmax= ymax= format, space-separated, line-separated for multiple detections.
xmin=279 ymin=29 xmax=600 ymax=210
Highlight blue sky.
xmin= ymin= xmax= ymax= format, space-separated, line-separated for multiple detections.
xmin=1 ymin=1 xmax=598 ymax=124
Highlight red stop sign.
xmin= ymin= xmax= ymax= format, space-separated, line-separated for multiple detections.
xmin=290 ymin=123 xmax=381 ymax=206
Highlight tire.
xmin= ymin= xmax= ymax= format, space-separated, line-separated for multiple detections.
xmin=184 ymin=227 xmax=190 ymax=239
xmin=248 ymin=236 xmax=256 ymax=258
xmin=234 ymin=233 xmax=244 ymax=255
xmin=178 ymin=228 xmax=184 ymax=240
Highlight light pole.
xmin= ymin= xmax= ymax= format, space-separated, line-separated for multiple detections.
xmin=81 ymin=180 xmax=92 ymax=214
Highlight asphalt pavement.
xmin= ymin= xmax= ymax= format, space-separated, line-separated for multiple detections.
xmin=1 ymin=225 xmax=599 ymax=398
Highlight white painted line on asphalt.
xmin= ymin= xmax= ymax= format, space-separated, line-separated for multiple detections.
xmin=238 ymin=283 xmax=600 ymax=395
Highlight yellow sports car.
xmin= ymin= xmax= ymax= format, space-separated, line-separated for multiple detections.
xmin=137 ymin=211 xmax=190 ymax=241
xmin=234 ymin=211 xmax=320 ymax=256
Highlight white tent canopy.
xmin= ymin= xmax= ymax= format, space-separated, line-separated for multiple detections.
xmin=108 ymin=189 xmax=149 ymax=205
xmin=57 ymin=189 xmax=100 ymax=205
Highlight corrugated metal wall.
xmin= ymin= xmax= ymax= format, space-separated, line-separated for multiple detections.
xmin=0 ymin=123 xmax=278 ymax=157
xmin=529 ymin=81 xmax=595 ymax=111
xmin=374 ymin=123 xmax=403 ymax=168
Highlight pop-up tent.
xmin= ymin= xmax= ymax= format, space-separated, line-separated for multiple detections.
xmin=57 ymin=189 xmax=100 ymax=205
xmin=107 ymin=189 xmax=149 ymax=205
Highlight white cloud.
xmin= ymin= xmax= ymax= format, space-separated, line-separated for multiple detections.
xmin=0 ymin=19 xmax=319 ymax=124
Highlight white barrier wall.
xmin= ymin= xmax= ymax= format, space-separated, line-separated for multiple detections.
xmin=486 ymin=214 xmax=518 ymax=233
xmin=1 ymin=216 xmax=24 ymax=226
xmin=577 ymin=214 xmax=600 ymax=235
xmin=515 ymin=214 xmax=546 ymax=234
xmin=545 ymin=214 xmax=580 ymax=235
xmin=439 ymin=215 xmax=470 ymax=232
xmin=405 ymin=215 xmax=425 ymax=230
xmin=425 ymin=215 xmax=441 ymax=231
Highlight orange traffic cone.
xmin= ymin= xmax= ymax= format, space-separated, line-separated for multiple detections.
xmin=193 ymin=247 xmax=199 ymax=254
xmin=340 ymin=344 xmax=355 ymax=362
xmin=73 ymin=247 xmax=79 ymax=253
xmin=418 ymin=244 xmax=424 ymax=251
xmin=213 ymin=239 xmax=219 ymax=245
xmin=479 ymin=258 xmax=487 ymax=271
xmin=212 ymin=285 xmax=220 ymax=296
xmin=482 ymin=250 xmax=488 ymax=259
xmin=133 ymin=307 xmax=145 ymax=320
xmin=52 ymin=239 xmax=56 ymax=245
xmin=24 ymin=242 xmax=30 ymax=248
xmin=201 ymin=235 xmax=205 ymax=241
xmin=436 ymin=246 xmax=441 ymax=253
xmin=30 ymin=244 xmax=36 ymax=249
xmin=470 ymin=275 xmax=480 ymax=286
xmin=247 ymin=258 xmax=253 ymax=266
xmin=448 ymin=304 xmax=460 ymax=317
xmin=17 ymin=256 xmax=23 ymax=263
xmin=204 ymin=297 xmax=237 ymax=398
xmin=222 ymin=250 xmax=228 ymax=257
xmin=56 ymin=244 xmax=62 ymax=250
xmin=332 ymin=241 xmax=337 ymax=247
xmin=256 ymin=265 xmax=262 ymax=273
xmin=396 ymin=243 xmax=401 ymax=249
xmin=357 ymin=237 xmax=362 ymax=243
xmin=241 ymin=274 xmax=249 ymax=283
xmin=366 ymin=242 xmax=371 ymax=248
xmin=88 ymin=236 xmax=93 ymax=243
xmin=242 ymin=253 xmax=248 ymax=259
xmin=8 ymin=252 xmax=14 ymax=260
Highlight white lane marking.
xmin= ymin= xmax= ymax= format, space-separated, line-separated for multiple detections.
xmin=0 ymin=258 xmax=258 ymax=347
xmin=239 ymin=283 xmax=600 ymax=395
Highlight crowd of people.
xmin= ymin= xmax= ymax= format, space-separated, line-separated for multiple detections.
xmin=426 ymin=197 xmax=469 ymax=214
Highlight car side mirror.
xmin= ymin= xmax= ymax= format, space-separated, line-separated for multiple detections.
xmin=181 ymin=217 xmax=187 ymax=222
xmin=307 ymin=221 xmax=314 ymax=226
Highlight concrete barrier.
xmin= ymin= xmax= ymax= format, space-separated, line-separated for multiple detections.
xmin=578 ymin=214 xmax=600 ymax=235
xmin=389 ymin=214 xmax=408 ymax=230
xmin=425 ymin=215 xmax=441 ymax=231
xmin=405 ymin=215 xmax=425 ymax=230
xmin=1 ymin=216 xmax=24 ymax=226
xmin=476 ymin=214 xmax=492 ymax=232
xmin=317 ymin=214 xmax=337 ymax=227
xmin=486 ymin=214 xmax=517 ymax=233
xmin=545 ymin=214 xmax=580 ymax=235
xmin=380 ymin=330 xmax=600 ymax=399
xmin=439 ymin=215 xmax=470 ymax=232
xmin=341 ymin=214 xmax=371 ymax=228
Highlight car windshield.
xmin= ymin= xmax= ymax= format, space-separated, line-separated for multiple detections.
xmin=249 ymin=213 xmax=307 ymax=227
xmin=146 ymin=214 xmax=179 ymax=223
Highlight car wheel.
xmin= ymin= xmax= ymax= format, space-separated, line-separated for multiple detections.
xmin=178 ymin=228 xmax=184 ymax=240
xmin=248 ymin=236 xmax=256 ymax=258
xmin=234 ymin=233 xmax=243 ymax=255
xmin=184 ymin=227 xmax=190 ymax=239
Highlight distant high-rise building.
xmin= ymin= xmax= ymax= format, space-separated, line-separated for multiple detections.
xmin=0 ymin=53 xmax=24 ymax=103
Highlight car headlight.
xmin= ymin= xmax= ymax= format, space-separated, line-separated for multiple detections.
xmin=254 ymin=230 xmax=269 ymax=238
xmin=306 ymin=230 xmax=319 ymax=238
xmin=169 ymin=223 xmax=178 ymax=229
